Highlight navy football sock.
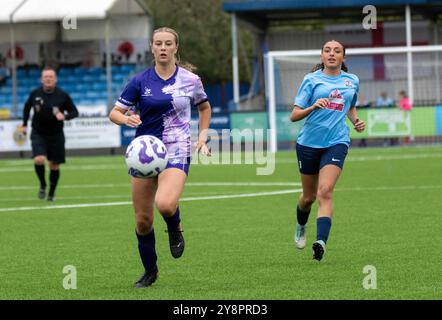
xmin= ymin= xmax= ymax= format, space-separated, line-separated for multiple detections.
xmin=136 ymin=229 xmax=158 ymax=274
xmin=34 ymin=164 xmax=46 ymax=188
xmin=297 ymin=205 xmax=311 ymax=226
xmin=163 ymin=206 xmax=181 ymax=230
xmin=316 ymin=217 xmax=332 ymax=244
xmin=48 ymin=169 xmax=60 ymax=197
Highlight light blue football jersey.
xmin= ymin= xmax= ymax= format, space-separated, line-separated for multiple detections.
xmin=294 ymin=70 xmax=359 ymax=148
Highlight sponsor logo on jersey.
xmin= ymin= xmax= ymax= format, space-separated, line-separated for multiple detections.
xmin=326 ymin=89 xmax=344 ymax=111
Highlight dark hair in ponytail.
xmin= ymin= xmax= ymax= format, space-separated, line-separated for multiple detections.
xmin=311 ymin=40 xmax=348 ymax=73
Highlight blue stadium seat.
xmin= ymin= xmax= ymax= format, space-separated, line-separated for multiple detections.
xmin=85 ymin=91 xmax=103 ymax=99
xmin=77 ymin=84 xmax=91 ymax=91
xmin=87 ymin=67 xmax=103 ymax=75
xmin=70 ymin=92 xmax=83 ymax=101
xmin=82 ymin=75 xmax=98 ymax=82
xmin=111 ymin=66 xmax=120 ymax=73
xmin=77 ymin=99 xmax=95 ymax=105
xmin=28 ymin=69 xmax=41 ymax=77
xmin=91 ymin=82 xmax=107 ymax=91
xmin=120 ymin=64 xmax=135 ymax=73
xmin=17 ymin=68 xmax=27 ymax=77
xmin=93 ymin=98 xmax=108 ymax=105
xmin=0 ymin=87 xmax=12 ymax=95
xmin=58 ymin=68 xmax=74 ymax=76
xmin=17 ymin=87 xmax=29 ymax=94
xmin=112 ymin=74 xmax=127 ymax=82
xmin=73 ymin=67 xmax=88 ymax=75
xmin=65 ymin=75 xmax=79 ymax=83
xmin=60 ymin=84 xmax=76 ymax=93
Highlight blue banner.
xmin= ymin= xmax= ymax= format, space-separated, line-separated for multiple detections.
xmin=121 ymin=126 xmax=136 ymax=147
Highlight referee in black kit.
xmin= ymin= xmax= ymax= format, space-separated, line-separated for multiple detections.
xmin=22 ymin=66 xmax=78 ymax=201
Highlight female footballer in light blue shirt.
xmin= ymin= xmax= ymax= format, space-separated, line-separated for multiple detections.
xmin=290 ymin=40 xmax=365 ymax=261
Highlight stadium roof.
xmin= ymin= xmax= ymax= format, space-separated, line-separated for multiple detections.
xmin=0 ymin=0 xmax=150 ymax=23
xmin=222 ymin=0 xmax=442 ymax=29
xmin=223 ymin=0 xmax=442 ymax=11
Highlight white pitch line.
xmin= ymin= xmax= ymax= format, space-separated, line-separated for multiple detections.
xmin=0 ymin=164 xmax=123 ymax=173
xmin=0 ymin=182 xmax=302 ymax=191
xmin=0 ymin=191 xmax=239 ymax=202
xmin=276 ymin=152 xmax=442 ymax=164
xmin=2 ymin=152 xmax=442 ymax=172
xmin=335 ymin=185 xmax=442 ymax=192
xmin=0 ymin=189 xmax=302 ymax=213
xmin=187 ymin=182 xmax=302 ymax=186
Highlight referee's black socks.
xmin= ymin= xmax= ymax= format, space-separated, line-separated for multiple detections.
xmin=48 ymin=169 xmax=60 ymax=197
xmin=34 ymin=164 xmax=46 ymax=189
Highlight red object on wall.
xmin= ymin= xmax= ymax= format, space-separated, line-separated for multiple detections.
xmin=7 ymin=45 xmax=24 ymax=60
xmin=118 ymin=41 xmax=134 ymax=59
xmin=372 ymin=22 xmax=385 ymax=81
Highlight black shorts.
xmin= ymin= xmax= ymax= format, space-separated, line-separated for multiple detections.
xmin=31 ymin=130 xmax=66 ymax=164
xmin=296 ymin=143 xmax=348 ymax=175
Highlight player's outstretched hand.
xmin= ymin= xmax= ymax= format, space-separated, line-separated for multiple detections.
xmin=312 ymin=98 xmax=329 ymax=109
xmin=196 ymin=141 xmax=211 ymax=156
xmin=354 ymin=118 xmax=365 ymax=132
xmin=125 ymin=114 xmax=142 ymax=128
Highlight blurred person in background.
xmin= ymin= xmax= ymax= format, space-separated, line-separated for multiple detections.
xmin=376 ymin=91 xmax=394 ymax=108
xmin=397 ymin=90 xmax=413 ymax=145
xmin=22 ymin=66 xmax=78 ymax=201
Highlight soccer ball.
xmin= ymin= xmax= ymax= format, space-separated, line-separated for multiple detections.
xmin=125 ymin=135 xmax=169 ymax=178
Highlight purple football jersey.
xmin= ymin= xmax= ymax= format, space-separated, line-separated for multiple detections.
xmin=116 ymin=66 xmax=208 ymax=159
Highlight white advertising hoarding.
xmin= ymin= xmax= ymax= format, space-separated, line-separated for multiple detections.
xmin=0 ymin=117 xmax=121 ymax=152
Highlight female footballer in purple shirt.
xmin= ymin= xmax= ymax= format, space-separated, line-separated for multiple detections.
xmin=109 ymin=27 xmax=211 ymax=288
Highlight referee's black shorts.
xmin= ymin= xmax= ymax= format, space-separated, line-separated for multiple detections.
xmin=31 ymin=130 xmax=66 ymax=164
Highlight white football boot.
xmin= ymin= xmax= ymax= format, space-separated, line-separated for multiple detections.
xmin=294 ymin=223 xmax=307 ymax=249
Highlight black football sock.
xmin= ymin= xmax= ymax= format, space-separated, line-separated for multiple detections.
xmin=34 ymin=164 xmax=46 ymax=188
xmin=136 ymin=229 xmax=158 ymax=274
xmin=48 ymin=169 xmax=60 ymax=197
xmin=297 ymin=205 xmax=311 ymax=226
xmin=163 ymin=206 xmax=181 ymax=230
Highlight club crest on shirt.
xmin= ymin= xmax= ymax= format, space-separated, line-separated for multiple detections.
xmin=35 ymin=96 xmax=44 ymax=104
xmin=326 ymin=89 xmax=344 ymax=112
xmin=344 ymin=80 xmax=353 ymax=87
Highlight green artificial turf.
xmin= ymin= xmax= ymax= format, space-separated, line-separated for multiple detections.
xmin=0 ymin=146 xmax=440 ymax=299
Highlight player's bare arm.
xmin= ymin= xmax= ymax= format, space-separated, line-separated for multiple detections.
xmin=196 ymin=101 xmax=211 ymax=156
xmin=347 ymin=106 xmax=365 ymax=132
xmin=109 ymin=106 xmax=142 ymax=128
xmin=290 ymin=98 xmax=329 ymax=122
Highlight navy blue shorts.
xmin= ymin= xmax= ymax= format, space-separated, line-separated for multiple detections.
xmin=165 ymin=157 xmax=191 ymax=175
xmin=295 ymin=143 xmax=349 ymax=175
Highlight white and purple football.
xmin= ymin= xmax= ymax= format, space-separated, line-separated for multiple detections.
xmin=125 ymin=135 xmax=169 ymax=178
